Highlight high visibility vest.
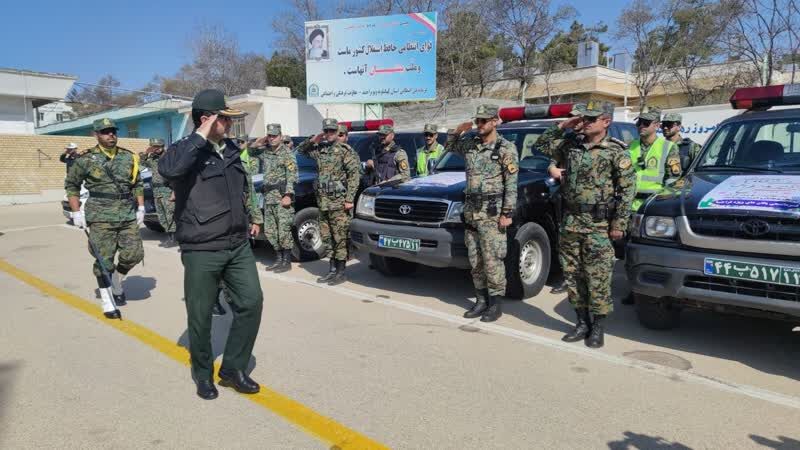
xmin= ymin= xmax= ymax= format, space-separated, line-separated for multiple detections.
xmin=629 ymin=136 xmax=674 ymax=211
xmin=416 ymin=143 xmax=443 ymax=176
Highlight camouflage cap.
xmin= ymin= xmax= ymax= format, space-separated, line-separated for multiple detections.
xmin=337 ymin=124 xmax=348 ymax=134
xmin=475 ymin=104 xmax=499 ymax=119
xmin=92 ymin=117 xmax=117 ymax=131
xmin=149 ymin=138 xmax=165 ymax=146
xmin=322 ymin=118 xmax=338 ymax=131
xmin=662 ymin=112 xmax=682 ymax=123
xmin=569 ymin=103 xmax=587 ymax=117
xmin=377 ymin=124 xmax=394 ymax=135
xmin=423 ymin=123 xmax=438 ymax=134
xmin=583 ymin=100 xmax=615 ymax=118
xmin=637 ymin=105 xmax=661 ymax=121
xmin=267 ymin=123 xmax=282 ymax=136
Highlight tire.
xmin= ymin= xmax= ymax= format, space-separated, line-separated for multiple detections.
xmin=144 ymin=221 xmax=165 ymax=233
xmin=505 ymin=222 xmax=551 ymax=300
xmin=292 ymin=207 xmax=326 ymax=262
xmin=635 ymin=293 xmax=681 ymax=330
xmin=369 ymin=253 xmax=418 ymax=276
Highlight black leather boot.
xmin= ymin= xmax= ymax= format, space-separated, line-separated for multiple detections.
xmin=196 ymin=380 xmax=219 ymax=400
xmin=562 ymin=309 xmax=591 ymax=342
xmin=550 ymin=278 xmax=567 ymax=294
xmin=265 ymin=251 xmax=283 ymax=271
xmin=586 ymin=314 xmax=606 ymax=348
xmin=328 ymin=260 xmax=347 ymax=285
xmin=218 ymin=368 xmax=260 ymax=394
xmin=480 ymin=295 xmax=503 ymax=322
xmin=463 ymin=289 xmax=489 ymax=318
xmin=317 ymin=258 xmax=336 ymax=283
xmin=274 ymin=249 xmax=292 ymax=273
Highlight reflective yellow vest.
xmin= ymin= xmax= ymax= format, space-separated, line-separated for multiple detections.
xmin=629 ymin=136 xmax=673 ymax=211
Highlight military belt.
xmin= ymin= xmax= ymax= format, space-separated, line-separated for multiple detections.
xmin=89 ymin=191 xmax=134 ymax=200
xmin=465 ymin=192 xmax=502 ymax=201
xmin=565 ymin=201 xmax=617 ymax=223
xmin=263 ymin=181 xmax=287 ymax=192
xmin=151 ymin=182 xmax=169 ymax=188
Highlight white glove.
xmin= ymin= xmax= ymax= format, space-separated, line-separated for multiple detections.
xmin=71 ymin=211 xmax=86 ymax=229
xmin=136 ymin=206 xmax=145 ymax=226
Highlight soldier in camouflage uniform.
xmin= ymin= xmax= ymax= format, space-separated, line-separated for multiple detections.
xmin=447 ymin=104 xmax=519 ymax=322
xmin=139 ymin=138 xmax=176 ymax=236
xmin=366 ymin=124 xmax=410 ymax=185
xmin=297 ymin=118 xmax=360 ymax=285
xmin=536 ymin=101 xmax=636 ymax=348
xmin=661 ymin=112 xmax=702 ymax=177
xmin=629 ymin=106 xmax=681 ymax=212
xmin=65 ymin=118 xmax=145 ymax=319
xmin=250 ymin=123 xmax=298 ymax=272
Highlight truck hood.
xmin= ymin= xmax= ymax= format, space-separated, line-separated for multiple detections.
xmin=366 ymin=171 xmax=467 ymax=202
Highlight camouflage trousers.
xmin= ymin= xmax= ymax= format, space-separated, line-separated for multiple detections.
xmin=88 ymin=220 xmax=144 ymax=278
xmin=153 ymin=187 xmax=176 ymax=233
xmin=263 ymin=203 xmax=295 ymax=251
xmin=559 ymin=230 xmax=615 ymax=315
xmin=465 ymin=219 xmax=508 ymax=297
xmin=320 ymin=208 xmax=351 ymax=261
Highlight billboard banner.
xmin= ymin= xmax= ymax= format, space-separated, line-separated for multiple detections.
xmin=304 ymin=12 xmax=437 ymax=104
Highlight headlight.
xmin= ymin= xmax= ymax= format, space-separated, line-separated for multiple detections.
xmin=356 ymin=194 xmax=376 ymax=217
xmin=445 ymin=202 xmax=464 ymax=223
xmin=644 ymin=216 xmax=676 ymax=238
xmin=630 ymin=214 xmax=643 ymax=238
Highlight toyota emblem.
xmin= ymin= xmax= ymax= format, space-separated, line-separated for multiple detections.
xmin=740 ymin=219 xmax=770 ymax=237
xmin=398 ymin=204 xmax=412 ymax=215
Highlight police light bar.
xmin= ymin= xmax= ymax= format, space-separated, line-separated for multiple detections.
xmin=498 ymin=103 xmax=574 ymax=122
xmin=729 ymin=84 xmax=800 ymax=110
xmin=339 ymin=119 xmax=394 ymax=132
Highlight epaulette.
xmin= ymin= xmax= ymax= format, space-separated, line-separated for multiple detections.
xmin=77 ymin=148 xmax=92 ymax=157
xmin=117 ymin=146 xmax=133 ymax=154
xmin=608 ymin=137 xmax=628 ymax=150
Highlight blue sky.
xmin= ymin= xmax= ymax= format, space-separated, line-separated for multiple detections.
xmin=3 ymin=0 xmax=630 ymax=90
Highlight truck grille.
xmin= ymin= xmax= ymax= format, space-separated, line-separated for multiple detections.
xmin=684 ymin=275 xmax=800 ymax=302
xmin=687 ymin=215 xmax=800 ymax=242
xmin=374 ymin=198 xmax=448 ymax=223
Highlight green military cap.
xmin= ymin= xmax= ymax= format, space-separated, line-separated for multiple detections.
xmin=475 ymin=104 xmax=499 ymax=119
xmin=377 ymin=124 xmax=394 ymax=134
xmin=662 ymin=112 xmax=682 ymax=123
xmin=569 ymin=103 xmax=587 ymax=117
xmin=93 ymin=117 xmax=117 ymax=131
xmin=583 ymin=100 xmax=615 ymax=117
xmin=423 ymin=123 xmax=438 ymax=134
xmin=322 ymin=118 xmax=338 ymax=131
xmin=149 ymin=138 xmax=165 ymax=146
xmin=637 ymin=105 xmax=661 ymax=121
xmin=337 ymin=124 xmax=348 ymax=134
xmin=267 ymin=123 xmax=282 ymax=136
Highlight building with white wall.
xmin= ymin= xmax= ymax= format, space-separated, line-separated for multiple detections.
xmin=0 ymin=68 xmax=76 ymax=134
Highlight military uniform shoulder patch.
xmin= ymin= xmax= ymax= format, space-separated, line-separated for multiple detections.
xmin=667 ymin=157 xmax=681 ymax=175
xmin=399 ymin=160 xmax=409 ymax=170
xmin=506 ymin=163 xmax=518 ymax=174
xmin=619 ymin=157 xmax=632 ymax=170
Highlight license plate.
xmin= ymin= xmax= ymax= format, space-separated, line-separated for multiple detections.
xmin=378 ymin=235 xmax=420 ymax=252
xmin=704 ymin=258 xmax=800 ymax=287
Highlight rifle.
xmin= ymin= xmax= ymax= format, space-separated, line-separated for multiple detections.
xmin=84 ymin=229 xmax=121 ymax=320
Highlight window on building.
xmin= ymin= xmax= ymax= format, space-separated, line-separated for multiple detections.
xmin=127 ymin=121 xmax=139 ymax=138
xmin=56 ymin=113 xmax=64 ymax=122
xmin=37 ymin=111 xmax=44 ymax=122
xmin=231 ymin=117 xmax=246 ymax=139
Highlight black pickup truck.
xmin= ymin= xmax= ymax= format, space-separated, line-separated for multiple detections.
xmin=626 ymin=84 xmax=800 ymax=329
xmin=350 ymin=104 xmax=638 ymax=299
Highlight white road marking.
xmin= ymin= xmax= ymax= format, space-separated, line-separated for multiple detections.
xmin=0 ymin=224 xmax=68 ymax=233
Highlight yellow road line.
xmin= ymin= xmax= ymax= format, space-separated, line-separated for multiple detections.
xmin=0 ymin=258 xmax=389 ymax=450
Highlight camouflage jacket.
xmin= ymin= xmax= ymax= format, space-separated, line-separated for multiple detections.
xmin=445 ymin=133 xmax=518 ymax=221
xmin=65 ymin=145 xmax=143 ymax=223
xmin=536 ymin=125 xmax=636 ymax=233
xmin=251 ymin=144 xmax=298 ymax=204
xmin=297 ymin=139 xmax=360 ymax=211
xmin=139 ymin=152 xmax=170 ymax=190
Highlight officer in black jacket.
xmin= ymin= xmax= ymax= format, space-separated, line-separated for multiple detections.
xmin=159 ymin=89 xmax=265 ymax=400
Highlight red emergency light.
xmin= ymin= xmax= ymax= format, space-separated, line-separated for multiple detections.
xmin=498 ymin=103 xmax=574 ymax=122
xmin=729 ymin=84 xmax=800 ymax=110
xmin=338 ymin=119 xmax=394 ymax=132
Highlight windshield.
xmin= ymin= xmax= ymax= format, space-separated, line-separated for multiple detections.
xmin=296 ymin=153 xmax=317 ymax=169
xmin=695 ymin=118 xmax=800 ymax=172
xmin=435 ymin=128 xmax=550 ymax=171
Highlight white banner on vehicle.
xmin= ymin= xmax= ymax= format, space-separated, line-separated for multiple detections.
xmin=697 ymin=175 xmax=800 ymax=216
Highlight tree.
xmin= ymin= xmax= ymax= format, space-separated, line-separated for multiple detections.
xmin=485 ymin=0 xmax=576 ymax=101
xmin=65 ymin=75 xmax=143 ymax=117
xmin=265 ymin=52 xmax=307 ymax=99
xmin=541 ymin=21 xmax=610 ymax=68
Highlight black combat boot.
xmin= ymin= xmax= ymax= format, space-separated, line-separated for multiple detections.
xmin=265 ymin=251 xmax=283 ymax=271
xmin=586 ymin=314 xmax=606 ymax=348
xmin=274 ymin=249 xmax=292 ymax=273
xmin=463 ymin=289 xmax=489 ymax=319
xmin=550 ymin=278 xmax=567 ymax=294
xmin=317 ymin=258 xmax=337 ymax=283
xmin=327 ymin=260 xmax=347 ymax=285
xmin=480 ymin=295 xmax=503 ymax=322
xmin=562 ymin=308 xmax=591 ymax=342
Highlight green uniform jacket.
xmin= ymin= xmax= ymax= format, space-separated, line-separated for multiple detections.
xmin=251 ymin=144 xmax=298 ymax=204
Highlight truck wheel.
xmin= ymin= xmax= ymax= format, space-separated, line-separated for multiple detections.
xmin=369 ymin=253 xmax=418 ymax=276
xmin=144 ymin=221 xmax=164 ymax=233
xmin=635 ymin=293 xmax=681 ymax=330
xmin=506 ymin=222 xmax=551 ymax=299
xmin=292 ymin=207 xmax=325 ymax=262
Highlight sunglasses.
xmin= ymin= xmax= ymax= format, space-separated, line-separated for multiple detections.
xmin=636 ymin=119 xmax=654 ymax=127
xmin=661 ymin=122 xmax=678 ymax=128
xmin=98 ymin=128 xmax=117 ymax=135
xmin=581 ymin=116 xmax=599 ymax=123
xmin=474 ymin=118 xmax=490 ymax=125
xmin=424 ymin=133 xmax=436 ymax=137
xmin=338 ymin=133 xmax=346 ymax=137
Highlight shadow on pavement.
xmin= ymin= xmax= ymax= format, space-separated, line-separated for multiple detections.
xmin=749 ymin=434 xmax=800 ymax=449
xmin=0 ymin=360 xmax=22 ymax=430
xmin=607 ymin=431 xmax=692 ymax=449
xmin=122 ymin=275 xmax=156 ymax=301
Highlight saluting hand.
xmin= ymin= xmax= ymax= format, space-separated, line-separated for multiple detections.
xmin=253 ymin=136 xmax=270 ymax=147
xmin=454 ymin=121 xmax=473 ymax=135
xmin=311 ymin=133 xmax=324 ymax=144
xmin=196 ymin=114 xmax=218 ymax=139
xmin=559 ymin=116 xmax=583 ymax=130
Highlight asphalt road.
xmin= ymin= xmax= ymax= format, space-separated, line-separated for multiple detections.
xmin=1 ymin=203 xmax=798 ymax=449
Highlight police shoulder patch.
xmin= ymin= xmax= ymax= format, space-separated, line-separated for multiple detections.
xmin=619 ymin=157 xmax=632 ymax=170
xmin=647 ymin=158 xmax=658 ymax=168
xmin=399 ymin=160 xmax=409 ymax=170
